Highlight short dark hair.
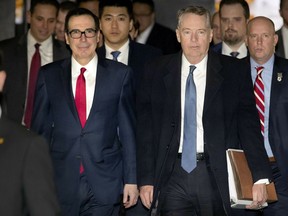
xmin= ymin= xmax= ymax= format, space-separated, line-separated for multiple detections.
xmin=65 ymin=8 xmax=100 ymax=33
xmin=99 ymin=0 xmax=133 ymax=19
xmin=30 ymin=0 xmax=59 ymax=14
xmin=59 ymin=1 xmax=77 ymax=12
xmin=219 ymin=0 xmax=250 ymax=20
xmin=77 ymin=0 xmax=99 ymax=5
xmin=132 ymin=0 xmax=155 ymax=12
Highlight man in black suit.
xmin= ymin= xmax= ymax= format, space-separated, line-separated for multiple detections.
xmin=98 ymin=1 xmax=161 ymax=215
xmin=246 ymin=16 xmax=288 ymax=216
xmin=31 ymin=8 xmax=138 ymax=216
xmin=132 ymin=0 xmax=180 ymax=54
xmin=212 ymin=0 xmax=249 ymax=59
xmin=0 ymin=71 xmax=61 ymax=216
xmin=137 ymin=5 xmax=272 ymax=215
xmin=97 ymin=0 xmax=162 ymax=94
xmin=0 ymin=0 xmax=70 ymax=127
xmin=276 ymin=0 xmax=288 ymax=59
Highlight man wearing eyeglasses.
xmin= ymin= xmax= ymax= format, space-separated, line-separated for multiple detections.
xmin=31 ymin=8 xmax=138 ymax=216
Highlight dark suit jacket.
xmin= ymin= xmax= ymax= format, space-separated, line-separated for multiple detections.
xmin=0 ymin=34 xmax=71 ymax=123
xmin=145 ymin=22 xmax=181 ymax=55
xmin=247 ymin=55 xmax=288 ymax=184
xmin=136 ymin=50 xmax=272 ymax=215
xmin=0 ymin=115 xmax=61 ymax=216
xmin=276 ymin=29 xmax=285 ymax=58
xmin=97 ymin=40 xmax=162 ymax=88
xmin=31 ymin=56 xmax=136 ymax=216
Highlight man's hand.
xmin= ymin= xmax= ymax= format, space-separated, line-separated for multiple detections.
xmin=246 ymin=183 xmax=267 ymax=210
xmin=139 ymin=185 xmax=154 ymax=209
xmin=123 ymin=184 xmax=139 ymax=208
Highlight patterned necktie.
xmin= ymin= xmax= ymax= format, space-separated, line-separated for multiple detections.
xmin=111 ymin=51 xmax=121 ymax=61
xmin=230 ymin=51 xmax=239 ymax=58
xmin=254 ymin=66 xmax=265 ymax=136
xmin=182 ymin=65 xmax=197 ymax=173
xmin=24 ymin=43 xmax=41 ymax=128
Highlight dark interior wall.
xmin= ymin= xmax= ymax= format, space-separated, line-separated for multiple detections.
xmin=0 ymin=0 xmax=16 ymax=41
xmin=154 ymin=0 xmax=215 ymax=31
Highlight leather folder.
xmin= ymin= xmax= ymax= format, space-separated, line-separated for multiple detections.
xmin=226 ymin=149 xmax=277 ymax=208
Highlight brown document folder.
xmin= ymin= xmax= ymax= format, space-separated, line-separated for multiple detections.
xmin=227 ymin=149 xmax=278 ymax=203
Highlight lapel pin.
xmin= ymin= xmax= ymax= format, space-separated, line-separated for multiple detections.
xmin=277 ymin=73 xmax=283 ymax=82
xmin=0 ymin=137 xmax=4 ymax=144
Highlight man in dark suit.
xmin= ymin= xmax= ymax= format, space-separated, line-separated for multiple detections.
xmin=132 ymin=0 xmax=180 ymax=54
xmin=137 ymin=6 xmax=272 ymax=215
xmin=31 ymin=8 xmax=138 ymax=216
xmin=0 ymin=71 xmax=61 ymax=216
xmin=0 ymin=0 xmax=70 ymax=127
xmin=246 ymin=16 xmax=288 ymax=216
xmin=97 ymin=0 xmax=162 ymax=93
xmin=212 ymin=0 xmax=249 ymax=59
xmin=276 ymin=0 xmax=288 ymax=58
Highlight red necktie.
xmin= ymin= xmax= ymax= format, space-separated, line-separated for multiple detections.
xmin=75 ymin=67 xmax=86 ymax=174
xmin=254 ymin=66 xmax=265 ymax=136
xmin=75 ymin=67 xmax=87 ymax=128
xmin=24 ymin=43 xmax=41 ymax=128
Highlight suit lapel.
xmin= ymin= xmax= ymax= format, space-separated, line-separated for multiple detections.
xmin=59 ymin=59 xmax=79 ymax=122
xmin=203 ymin=51 xmax=224 ymax=113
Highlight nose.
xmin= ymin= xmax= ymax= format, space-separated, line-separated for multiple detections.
xmin=80 ymin=33 xmax=87 ymax=41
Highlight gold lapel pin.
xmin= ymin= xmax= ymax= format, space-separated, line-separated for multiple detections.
xmin=0 ymin=137 xmax=4 ymax=144
xmin=277 ymin=73 xmax=283 ymax=82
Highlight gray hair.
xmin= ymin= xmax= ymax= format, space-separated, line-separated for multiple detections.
xmin=177 ymin=5 xmax=211 ymax=29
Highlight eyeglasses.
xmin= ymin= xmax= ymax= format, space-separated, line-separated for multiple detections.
xmin=68 ymin=28 xmax=97 ymax=39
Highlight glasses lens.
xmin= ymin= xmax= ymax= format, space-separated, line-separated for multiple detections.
xmin=85 ymin=29 xmax=96 ymax=38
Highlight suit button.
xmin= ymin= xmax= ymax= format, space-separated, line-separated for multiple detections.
xmin=80 ymin=132 xmax=85 ymax=137
xmin=171 ymin=122 xmax=175 ymax=127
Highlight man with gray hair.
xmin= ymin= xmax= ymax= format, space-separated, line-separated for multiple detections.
xmin=137 ymin=5 xmax=272 ymax=215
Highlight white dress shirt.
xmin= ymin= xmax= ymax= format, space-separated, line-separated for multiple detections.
xmin=105 ymin=40 xmax=129 ymax=65
xmin=71 ymin=55 xmax=98 ymax=119
xmin=222 ymin=41 xmax=248 ymax=59
xmin=179 ymin=54 xmax=207 ymax=153
xmin=281 ymin=26 xmax=288 ymax=58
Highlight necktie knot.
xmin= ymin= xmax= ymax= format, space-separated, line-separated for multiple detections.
xmin=80 ymin=67 xmax=86 ymax=75
xmin=111 ymin=51 xmax=121 ymax=61
xmin=230 ymin=51 xmax=239 ymax=58
xmin=256 ymin=66 xmax=264 ymax=76
xmin=189 ymin=65 xmax=196 ymax=75
xmin=35 ymin=43 xmax=40 ymax=50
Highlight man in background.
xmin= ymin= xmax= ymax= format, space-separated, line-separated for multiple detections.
xmin=55 ymin=1 xmax=77 ymax=41
xmin=132 ymin=0 xmax=180 ymax=54
xmin=246 ymin=16 xmax=288 ymax=216
xmin=0 ymin=70 xmax=61 ymax=216
xmin=276 ymin=0 xmax=288 ymax=58
xmin=0 ymin=0 xmax=70 ymax=127
xmin=213 ymin=0 xmax=249 ymax=59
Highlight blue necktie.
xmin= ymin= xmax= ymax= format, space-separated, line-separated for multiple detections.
xmin=182 ymin=65 xmax=197 ymax=173
xmin=230 ymin=51 xmax=239 ymax=58
xmin=111 ymin=51 xmax=121 ymax=61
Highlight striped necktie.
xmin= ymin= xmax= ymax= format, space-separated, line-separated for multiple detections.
xmin=254 ymin=66 xmax=265 ymax=136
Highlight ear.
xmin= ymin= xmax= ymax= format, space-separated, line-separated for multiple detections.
xmin=176 ymin=28 xmax=181 ymax=43
xmin=129 ymin=19 xmax=133 ymax=32
xmin=65 ymin=33 xmax=69 ymax=45
xmin=26 ymin=11 xmax=31 ymax=24
xmin=273 ymin=34 xmax=278 ymax=47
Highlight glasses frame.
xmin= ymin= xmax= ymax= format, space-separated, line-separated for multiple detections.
xmin=68 ymin=28 xmax=97 ymax=39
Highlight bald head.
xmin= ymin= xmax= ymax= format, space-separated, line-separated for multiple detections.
xmin=246 ymin=16 xmax=278 ymax=65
